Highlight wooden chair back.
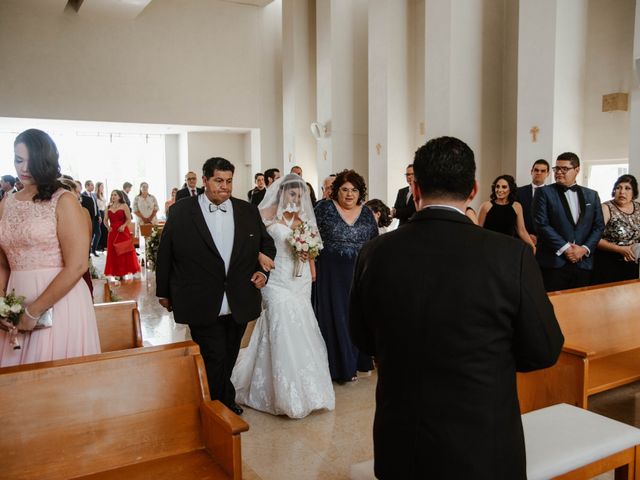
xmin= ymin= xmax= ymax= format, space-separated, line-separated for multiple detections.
xmin=0 ymin=342 xmax=208 ymax=480
xmin=94 ymin=300 xmax=143 ymax=352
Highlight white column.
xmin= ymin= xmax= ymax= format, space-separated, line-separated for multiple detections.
xmin=282 ymin=0 xmax=317 ymax=187
xmin=629 ymin=1 xmax=640 ymax=175
xmin=316 ymin=0 xmax=368 ymax=184
xmin=368 ymin=0 xmax=413 ymax=203
xmin=516 ymin=0 xmax=587 ymax=185
xmin=424 ymin=0 xmax=505 ymax=202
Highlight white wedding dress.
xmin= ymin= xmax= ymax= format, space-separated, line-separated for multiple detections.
xmin=232 ymin=223 xmax=335 ymax=418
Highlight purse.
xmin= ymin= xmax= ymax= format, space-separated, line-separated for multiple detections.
xmin=113 ymin=231 xmax=135 ymax=256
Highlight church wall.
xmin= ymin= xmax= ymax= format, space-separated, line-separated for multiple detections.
xmin=186 ymin=131 xmax=249 ymax=195
xmin=0 ymin=0 xmax=284 ymax=167
xmin=582 ymin=0 xmax=635 ymax=163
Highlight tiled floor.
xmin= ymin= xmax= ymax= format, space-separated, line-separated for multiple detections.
xmin=91 ymin=252 xmax=636 ymax=479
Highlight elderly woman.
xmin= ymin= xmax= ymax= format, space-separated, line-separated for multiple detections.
xmin=314 ymin=169 xmax=378 ymax=383
xmin=133 ymin=181 xmax=159 ymax=226
xmin=592 ymin=174 xmax=640 ymax=284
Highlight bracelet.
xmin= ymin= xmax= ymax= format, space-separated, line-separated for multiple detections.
xmin=24 ymin=307 xmax=42 ymax=321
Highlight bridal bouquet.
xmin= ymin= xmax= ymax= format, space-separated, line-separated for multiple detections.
xmin=288 ymin=222 xmax=323 ymax=277
xmin=0 ymin=290 xmax=26 ymax=350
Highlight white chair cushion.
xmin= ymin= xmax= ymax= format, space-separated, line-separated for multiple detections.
xmin=523 ymin=403 xmax=640 ymax=480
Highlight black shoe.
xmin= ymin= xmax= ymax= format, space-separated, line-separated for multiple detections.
xmin=229 ymin=403 xmax=244 ymax=415
xmin=92 ymin=252 xmax=99 ymax=257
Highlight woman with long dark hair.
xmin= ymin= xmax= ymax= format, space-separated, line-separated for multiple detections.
xmin=478 ymin=174 xmax=535 ymax=251
xmin=0 ymin=129 xmax=100 ymax=366
xmin=104 ymin=189 xmax=140 ymax=280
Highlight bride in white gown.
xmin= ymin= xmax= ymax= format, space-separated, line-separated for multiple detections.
xmin=232 ymin=174 xmax=335 ymax=418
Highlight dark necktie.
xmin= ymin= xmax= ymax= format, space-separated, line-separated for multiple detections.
xmin=209 ymin=203 xmax=227 ymax=213
xmin=191 ymin=189 xmax=196 ymax=197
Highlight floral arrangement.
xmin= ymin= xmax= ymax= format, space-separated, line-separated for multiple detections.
xmin=0 ymin=290 xmax=26 ymax=350
xmin=145 ymin=226 xmax=162 ymax=271
xmin=88 ymin=257 xmax=102 ymax=279
xmin=287 ymin=222 xmax=323 ymax=277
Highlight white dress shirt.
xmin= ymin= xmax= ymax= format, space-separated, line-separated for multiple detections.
xmin=555 ymin=184 xmax=590 ymax=257
xmin=199 ymin=195 xmax=234 ymax=316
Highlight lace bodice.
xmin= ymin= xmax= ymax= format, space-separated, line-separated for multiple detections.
xmin=314 ymin=200 xmax=378 ymax=258
xmin=0 ymin=189 xmax=69 ymax=270
xmin=603 ymin=200 xmax=640 ymax=246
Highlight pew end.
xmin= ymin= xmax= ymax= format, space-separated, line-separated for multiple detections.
xmin=0 ymin=341 xmax=248 ymax=480
xmin=94 ymin=300 xmax=143 ymax=352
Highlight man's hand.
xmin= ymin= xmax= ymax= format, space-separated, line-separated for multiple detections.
xmin=251 ymin=272 xmax=267 ymax=289
xmin=565 ymin=244 xmax=587 ymax=263
xmin=159 ymin=297 xmax=172 ymax=312
xmin=529 ymin=234 xmax=537 ymax=246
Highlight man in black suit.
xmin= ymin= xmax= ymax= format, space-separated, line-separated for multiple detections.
xmin=392 ymin=163 xmax=416 ymax=226
xmin=533 ymin=152 xmax=604 ymax=291
xmin=247 ymin=172 xmax=265 ymax=201
xmin=515 ymin=159 xmax=550 ymax=245
xmin=122 ymin=182 xmax=132 ymax=208
xmin=81 ymin=180 xmax=101 ymax=257
xmin=350 ymin=136 xmax=563 ymax=480
xmin=250 ymin=167 xmax=280 ymax=206
xmin=0 ymin=175 xmax=16 ymax=200
xmin=175 ymin=171 xmax=204 ymax=201
xmin=156 ymin=157 xmax=276 ymax=415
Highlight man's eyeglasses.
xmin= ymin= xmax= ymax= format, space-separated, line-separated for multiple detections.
xmin=404 ymin=173 xmax=414 ymax=177
xmin=186 ymin=177 xmax=197 ymax=181
xmin=552 ymin=166 xmax=575 ymax=174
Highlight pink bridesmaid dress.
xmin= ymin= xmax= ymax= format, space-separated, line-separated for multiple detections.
xmin=0 ymin=189 xmax=101 ymax=366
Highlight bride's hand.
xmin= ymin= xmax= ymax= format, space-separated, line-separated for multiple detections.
xmin=258 ymin=252 xmax=275 ymax=272
xmin=298 ymin=251 xmax=310 ymax=262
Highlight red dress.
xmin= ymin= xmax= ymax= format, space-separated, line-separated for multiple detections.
xmin=104 ymin=209 xmax=140 ymax=277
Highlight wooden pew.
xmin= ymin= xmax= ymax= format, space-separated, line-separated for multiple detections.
xmin=518 ymin=280 xmax=640 ymax=413
xmin=94 ymin=300 xmax=143 ymax=352
xmin=0 ymin=341 xmax=249 ymax=480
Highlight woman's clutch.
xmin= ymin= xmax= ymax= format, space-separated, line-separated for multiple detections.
xmin=34 ymin=308 xmax=53 ymax=329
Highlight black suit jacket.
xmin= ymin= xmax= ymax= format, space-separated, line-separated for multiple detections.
xmin=175 ymin=186 xmax=204 ymax=202
xmin=350 ymin=208 xmax=563 ymax=480
xmin=80 ymin=192 xmax=99 ymax=221
xmin=393 ymin=186 xmax=416 ymax=226
xmin=155 ymin=196 xmax=276 ymax=326
xmin=250 ymin=188 xmax=266 ymax=206
xmin=516 ymin=184 xmax=536 ymax=235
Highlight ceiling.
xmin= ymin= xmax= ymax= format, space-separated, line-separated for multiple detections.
xmin=19 ymin=0 xmax=274 ymax=19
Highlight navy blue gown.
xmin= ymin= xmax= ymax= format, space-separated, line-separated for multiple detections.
xmin=313 ymin=200 xmax=378 ymax=381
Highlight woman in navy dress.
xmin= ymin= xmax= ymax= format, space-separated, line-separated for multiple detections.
xmin=314 ymin=169 xmax=378 ymax=383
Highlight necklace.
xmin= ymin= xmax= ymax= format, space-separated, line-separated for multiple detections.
xmin=283 ymin=215 xmax=295 ymax=228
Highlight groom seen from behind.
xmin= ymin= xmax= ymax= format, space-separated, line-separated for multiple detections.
xmin=350 ymin=136 xmax=564 ymax=479
xmin=156 ymin=157 xmax=276 ymax=415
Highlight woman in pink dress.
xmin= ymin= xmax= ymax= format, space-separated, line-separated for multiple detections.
xmin=0 ymin=129 xmax=101 ymax=366
xmin=104 ymin=190 xmax=140 ymax=280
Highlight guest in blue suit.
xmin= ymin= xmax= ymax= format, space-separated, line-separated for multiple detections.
xmin=515 ymin=159 xmax=550 ymax=245
xmin=533 ymin=152 xmax=605 ymax=291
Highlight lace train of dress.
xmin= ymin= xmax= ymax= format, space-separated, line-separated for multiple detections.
xmin=232 ymin=223 xmax=335 ymax=418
